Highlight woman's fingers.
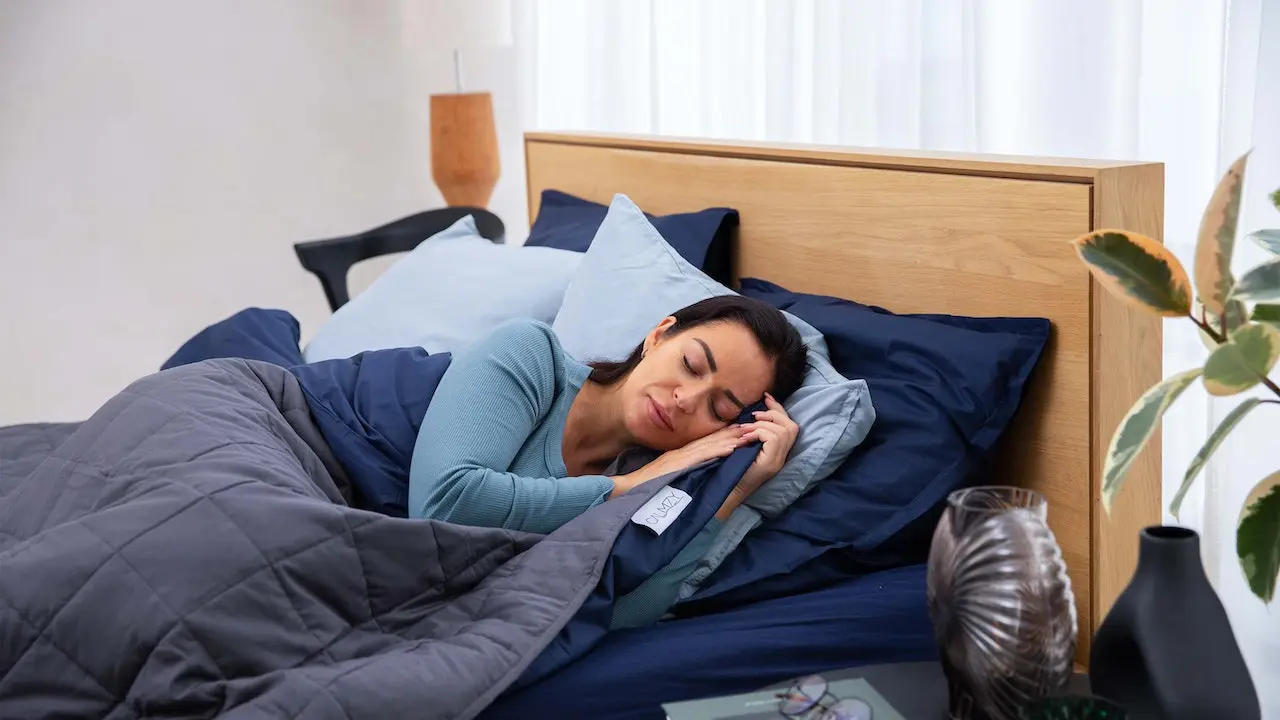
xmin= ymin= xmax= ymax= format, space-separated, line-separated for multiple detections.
xmin=750 ymin=410 xmax=790 ymax=429
xmin=712 ymin=424 xmax=747 ymax=440
xmin=743 ymin=420 xmax=797 ymax=470
xmin=742 ymin=418 xmax=789 ymax=438
xmin=742 ymin=422 xmax=781 ymax=446
xmin=753 ymin=396 xmax=798 ymax=431
xmin=702 ymin=436 xmax=747 ymax=460
xmin=725 ymin=400 xmax=802 ymax=495
xmin=690 ymin=443 xmax=737 ymax=465
xmin=686 ymin=424 xmax=744 ymax=452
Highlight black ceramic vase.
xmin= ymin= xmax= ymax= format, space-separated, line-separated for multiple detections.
xmin=1089 ymin=526 xmax=1260 ymax=719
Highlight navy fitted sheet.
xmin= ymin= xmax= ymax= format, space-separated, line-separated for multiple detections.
xmin=482 ymin=563 xmax=937 ymax=720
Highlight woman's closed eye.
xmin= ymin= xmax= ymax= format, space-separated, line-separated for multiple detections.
xmin=682 ymin=355 xmax=700 ymax=377
xmin=708 ymin=401 xmax=731 ymax=423
xmin=683 ymin=355 xmax=733 ymax=422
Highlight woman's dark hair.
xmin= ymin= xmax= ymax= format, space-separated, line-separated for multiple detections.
xmin=587 ymin=295 xmax=808 ymax=403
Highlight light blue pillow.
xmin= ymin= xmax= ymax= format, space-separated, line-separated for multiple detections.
xmin=551 ymin=196 xmax=735 ymax=362
xmin=550 ymin=194 xmax=876 ymax=595
xmin=303 ymin=216 xmax=582 ymax=362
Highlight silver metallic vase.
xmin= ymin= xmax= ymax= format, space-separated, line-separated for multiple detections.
xmin=926 ymin=486 xmax=1078 ymax=720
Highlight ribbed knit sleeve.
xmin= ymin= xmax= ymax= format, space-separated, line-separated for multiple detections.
xmin=407 ymin=319 xmax=614 ymax=534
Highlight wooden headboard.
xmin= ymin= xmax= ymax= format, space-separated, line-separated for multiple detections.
xmin=523 ymin=131 xmax=1164 ymax=665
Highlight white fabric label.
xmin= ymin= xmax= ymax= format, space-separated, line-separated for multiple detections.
xmin=630 ymin=486 xmax=694 ymax=536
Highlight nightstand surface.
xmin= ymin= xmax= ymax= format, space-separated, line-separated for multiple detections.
xmin=761 ymin=661 xmax=1091 ymax=719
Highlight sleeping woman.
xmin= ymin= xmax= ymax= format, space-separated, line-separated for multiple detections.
xmin=407 ymin=295 xmax=807 ymax=628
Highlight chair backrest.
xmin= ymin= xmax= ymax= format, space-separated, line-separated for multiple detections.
xmin=294 ymin=207 xmax=505 ymax=311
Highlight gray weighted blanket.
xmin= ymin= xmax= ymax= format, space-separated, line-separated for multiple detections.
xmin=0 ymin=359 xmax=664 ymax=719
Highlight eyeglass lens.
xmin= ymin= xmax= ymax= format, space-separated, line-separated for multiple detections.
xmin=822 ymin=698 xmax=873 ymax=720
xmin=778 ymin=675 xmax=827 ymax=715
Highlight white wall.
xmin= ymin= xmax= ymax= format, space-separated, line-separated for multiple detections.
xmin=0 ymin=0 xmax=523 ymax=426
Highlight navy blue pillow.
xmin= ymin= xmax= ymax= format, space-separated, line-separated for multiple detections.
xmin=160 ymin=307 xmax=305 ymax=371
xmin=524 ymin=190 xmax=738 ymax=285
xmin=678 ymin=278 xmax=1050 ymax=613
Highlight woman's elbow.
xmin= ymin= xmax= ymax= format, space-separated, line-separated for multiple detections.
xmin=413 ymin=492 xmax=455 ymax=523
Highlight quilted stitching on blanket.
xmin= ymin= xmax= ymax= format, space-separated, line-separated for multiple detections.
xmin=0 ymin=360 xmax=650 ymax=720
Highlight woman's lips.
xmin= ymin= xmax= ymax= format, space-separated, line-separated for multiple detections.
xmin=647 ymin=396 xmax=674 ymax=432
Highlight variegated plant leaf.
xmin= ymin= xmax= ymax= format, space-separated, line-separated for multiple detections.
xmin=1101 ymin=367 xmax=1203 ymax=513
xmin=1203 ymin=322 xmax=1280 ymax=396
xmin=1195 ymin=152 xmax=1249 ymax=316
xmin=1231 ymin=256 xmax=1280 ymax=303
xmin=1072 ymin=230 xmax=1192 ymax=317
xmin=1198 ymin=299 xmax=1248 ymax=350
xmin=1250 ymin=230 xmax=1280 ymax=255
xmin=1171 ymin=398 xmax=1265 ymax=518
xmin=1237 ymin=471 xmax=1280 ymax=604
xmin=1252 ymin=304 xmax=1280 ymax=325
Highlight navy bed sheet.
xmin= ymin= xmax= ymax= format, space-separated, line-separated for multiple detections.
xmin=483 ymin=564 xmax=936 ymax=720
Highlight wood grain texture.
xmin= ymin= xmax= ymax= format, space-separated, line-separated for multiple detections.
xmin=526 ymin=131 xmax=1153 ymax=183
xmin=1090 ymin=164 xmax=1166 ymax=638
xmin=524 ymin=133 xmax=1164 ymax=669
xmin=431 ymin=92 xmax=500 ymax=207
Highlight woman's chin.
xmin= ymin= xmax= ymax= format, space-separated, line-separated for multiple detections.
xmin=631 ymin=428 xmax=668 ymax=451
xmin=626 ymin=416 xmax=678 ymax=451
xmin=649 ymin=437 xmax=683 ymax=452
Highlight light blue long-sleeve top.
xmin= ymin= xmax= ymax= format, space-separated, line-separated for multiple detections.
xmin=408 ymin=318 xmax=720 ymax=628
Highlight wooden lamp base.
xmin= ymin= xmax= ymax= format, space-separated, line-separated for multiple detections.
xmin=430 ymin=92 xmax=500 ymax=208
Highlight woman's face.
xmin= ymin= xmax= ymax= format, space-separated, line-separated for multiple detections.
xmin=619 ymin=318 xmax=774 ymax=451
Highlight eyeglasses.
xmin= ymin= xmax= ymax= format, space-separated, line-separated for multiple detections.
xmin=776 ymin=675 xmax=873 ymax=720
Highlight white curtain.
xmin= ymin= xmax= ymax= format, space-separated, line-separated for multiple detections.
xmin=512 ymin=0 xmax=1280 ymax=711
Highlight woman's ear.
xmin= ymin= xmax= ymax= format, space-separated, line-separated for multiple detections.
xmin=643 ymin=316 xmax=678 ymax=353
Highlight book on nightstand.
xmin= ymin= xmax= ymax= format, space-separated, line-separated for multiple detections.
xmin=662 ymin=677 xmax=907 ymax=720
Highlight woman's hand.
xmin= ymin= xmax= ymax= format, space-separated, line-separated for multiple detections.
xmin=716 ymin=393 xmax=799 ymax=520
xmin=610 ymin=424 xmax=750 ymax=498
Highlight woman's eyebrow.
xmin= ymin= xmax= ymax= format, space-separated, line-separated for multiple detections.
xmin=694 ymin=338 xmax=717 ymax=372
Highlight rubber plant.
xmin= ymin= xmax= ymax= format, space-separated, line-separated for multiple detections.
xmin=1072 ymin=151 xmax=1280 ymax=604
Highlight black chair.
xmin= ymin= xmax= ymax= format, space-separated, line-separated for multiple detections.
xmin=294 ymin=207 xmax=505 ymax=312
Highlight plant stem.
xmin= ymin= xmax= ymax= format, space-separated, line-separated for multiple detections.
xmin=1191 ymin=313 xmax=1225 ymax=344
xmin=1260 ymin=375 xmax=1280 ymax=399
xmin=1190 ymin=313 xmax=1280 ymax=399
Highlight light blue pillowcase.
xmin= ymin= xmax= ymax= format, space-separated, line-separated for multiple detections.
xmin=551 ymin=196 xmax=735 ymax=362
xmin=550 ymin=194 xmax=876 ymax=598
xmin=303 ymin=215 xmax=582 ymax=362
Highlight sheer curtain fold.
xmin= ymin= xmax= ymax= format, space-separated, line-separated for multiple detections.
xmin=512 ymin=1 xmax=1278 ymax=711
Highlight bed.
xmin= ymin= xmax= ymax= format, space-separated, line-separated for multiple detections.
xmin=515 ymin=130 xmax=1165 ymax=663
xmin=501 ymin=132 xmax=1163 ymax=716
xmin=289 ymin=132 xmax=1165 ymax=716
xmin=0 ymin=134 xmax=1164 ymax=719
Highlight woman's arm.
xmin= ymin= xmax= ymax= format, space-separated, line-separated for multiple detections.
xmin=408 ymin=320 xmax=614 ymax=534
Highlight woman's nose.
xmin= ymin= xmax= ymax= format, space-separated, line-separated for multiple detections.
xmin=673 ymin=386 xmax=696 ymax=414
